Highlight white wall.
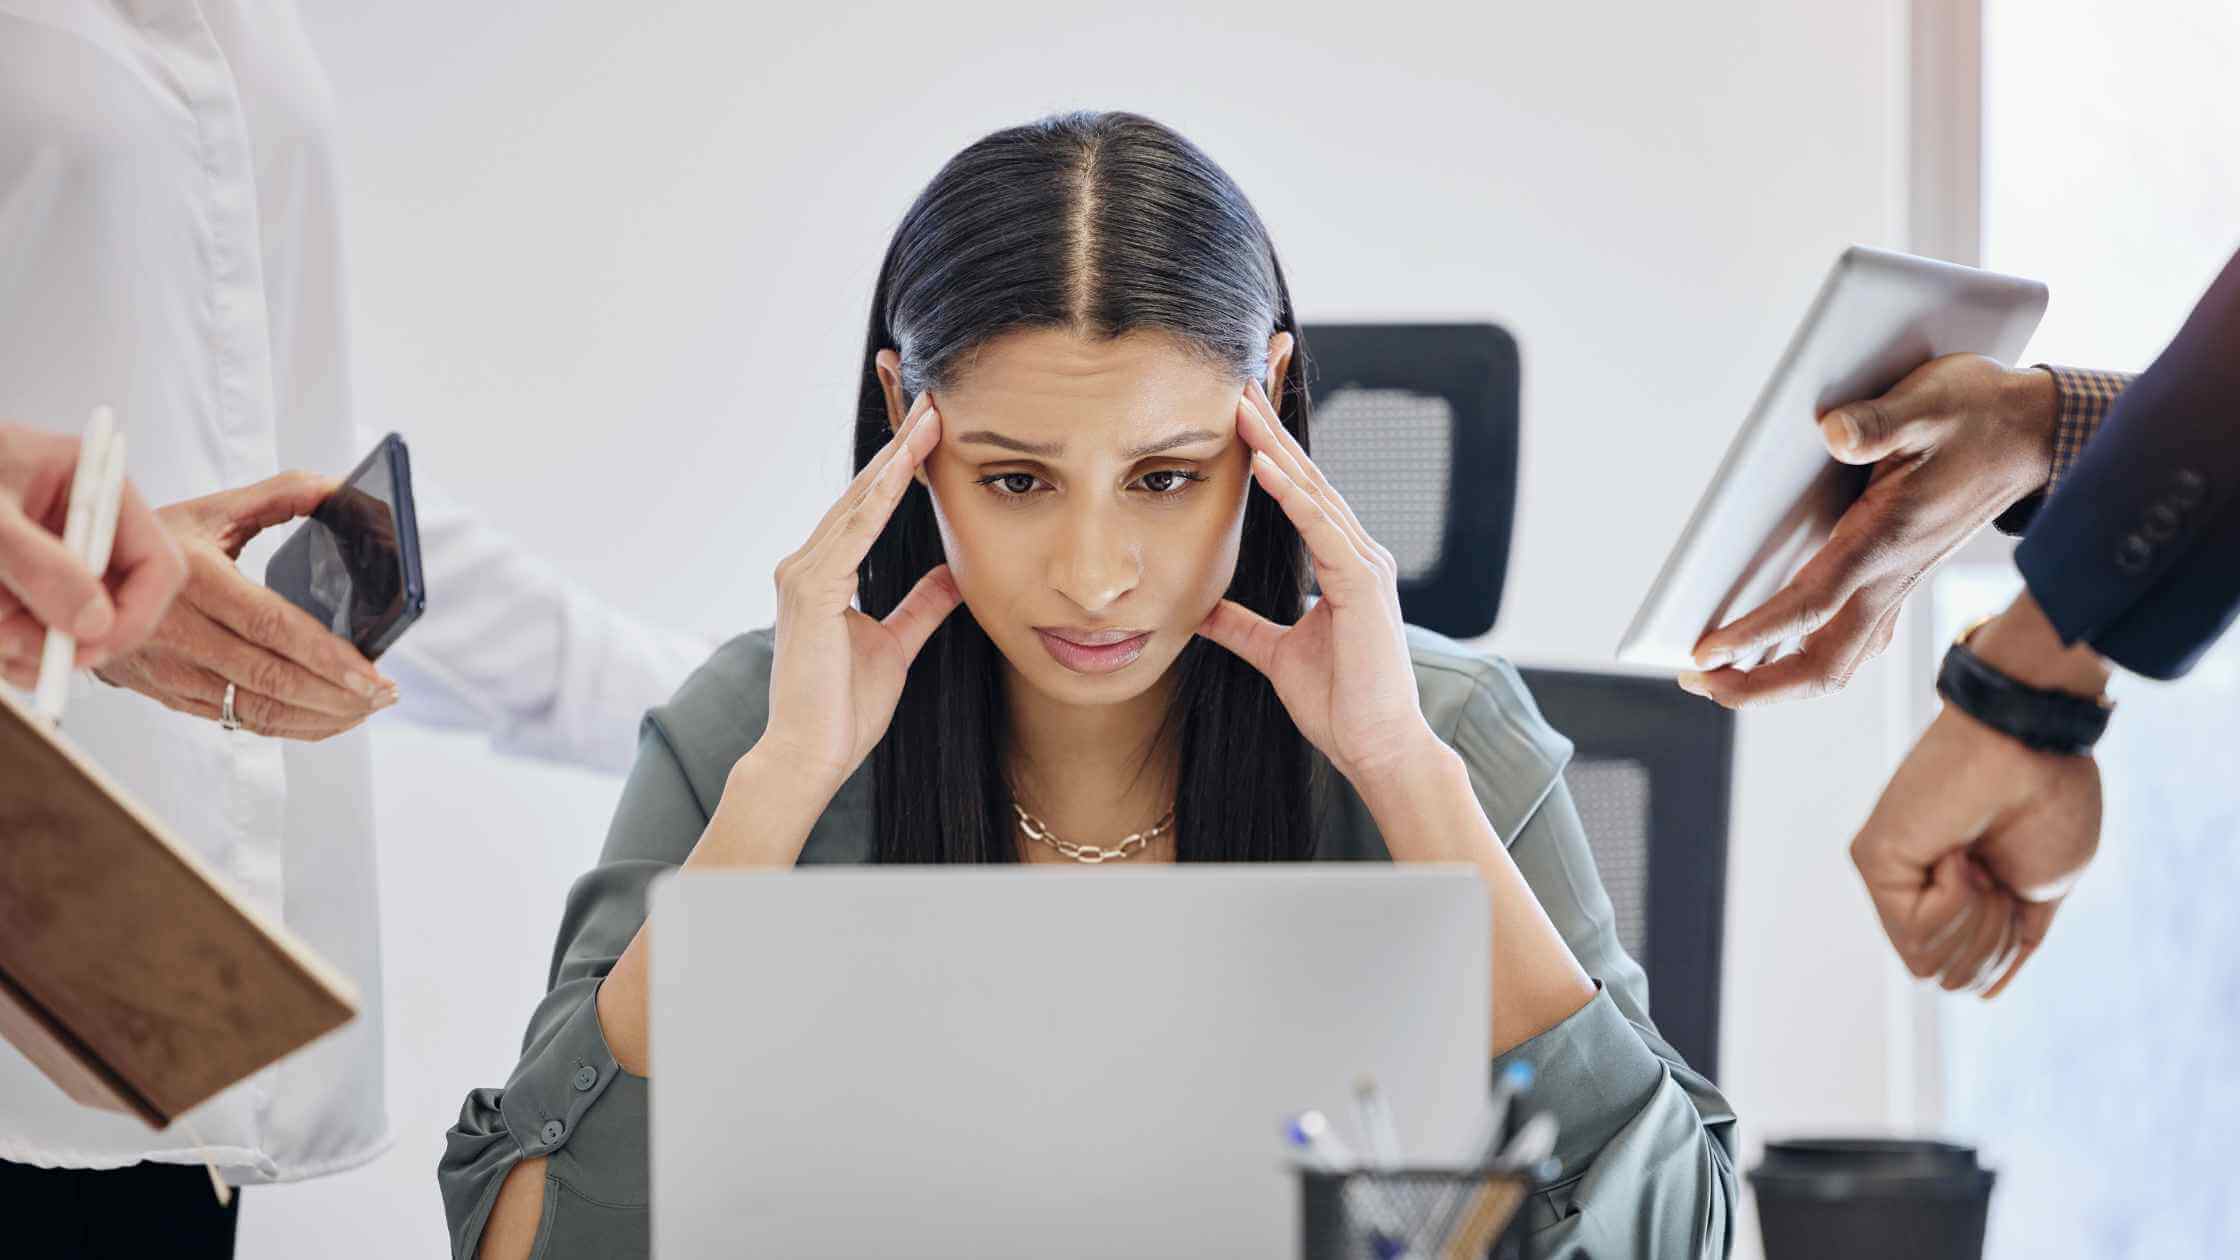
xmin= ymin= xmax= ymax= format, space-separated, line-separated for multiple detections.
xmin=256 ymin=3 xmax=1917 ymax=1254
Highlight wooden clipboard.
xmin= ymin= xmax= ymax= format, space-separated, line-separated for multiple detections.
xmin=0 ymin=685 xmax=359 ymax=1128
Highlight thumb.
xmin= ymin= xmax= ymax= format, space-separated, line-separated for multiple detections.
xmin=204 ymin=470 xmax=338 ymax=554
xmin=1196 ymin=598 xmax=1281 ymax=674
xmin=881 ymin=563 xmax=963 ymax=663
xmin=1818 ymin=395 xmax=1919 ymax=465
xmin=0 ymin=499 xmax=116 ymax=639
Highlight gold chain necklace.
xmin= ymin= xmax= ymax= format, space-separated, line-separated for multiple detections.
xmin=1011 ymin=801 xmax=1175 ymax=864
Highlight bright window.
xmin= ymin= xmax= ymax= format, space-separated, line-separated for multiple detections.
xmin=1938 ymin=4 xmax=2240 ymax=1255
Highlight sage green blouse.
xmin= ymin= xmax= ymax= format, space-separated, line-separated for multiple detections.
xmin=440 ymin=625 xmax=1737 ymax=1257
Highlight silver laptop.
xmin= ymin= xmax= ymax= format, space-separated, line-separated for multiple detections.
xmin=1617 ymin=245 xmax=2048 ymax=670
xmin=648 ymin=866 xmax=1491 ymax=1258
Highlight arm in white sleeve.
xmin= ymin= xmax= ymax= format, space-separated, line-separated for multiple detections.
xmin=381 ymin=471 xmax=716 ymax=774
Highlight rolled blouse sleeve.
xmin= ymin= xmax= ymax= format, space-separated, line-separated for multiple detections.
xmin=1444 ymin=649 xmax=1739 ymax=1256
xmin=439 ymin=634 xmax=770 ymax=1258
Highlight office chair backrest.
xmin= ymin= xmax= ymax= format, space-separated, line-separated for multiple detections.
xmin=1305 ymin=322 xmax=1732 ymax=1080
xmin=1515 ymin=669 xmax=1733 ymax=1079
xmin=1298 ymin=324 xmax=1518 ymax=640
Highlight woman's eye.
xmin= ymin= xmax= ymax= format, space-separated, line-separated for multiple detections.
xmin=978 ymin=472 xmax=1042 ymax=497
xmin=1137 ymin=469 xmax=1205 ymax=495
xmin=975 ymin=469 xmax=1203 ymax=500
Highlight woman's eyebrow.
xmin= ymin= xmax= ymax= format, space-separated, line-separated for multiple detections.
xmin=951 ymin=428 xmax=1228 ymax=459
xmin=1122 ymin=428 xmax=1227 ymax=458
xmin=953 ymin=430 xmax=1063 ymax=457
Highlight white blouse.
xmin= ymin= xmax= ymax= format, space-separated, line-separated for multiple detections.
xmin=0 ymin=0 xmax=704 ymax=1183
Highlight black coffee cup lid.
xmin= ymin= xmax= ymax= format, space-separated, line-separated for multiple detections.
xmin=1749 ymin=1138 xmax=1995 ymax=1200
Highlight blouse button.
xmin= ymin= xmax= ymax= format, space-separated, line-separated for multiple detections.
xmin=540 ymin=1119 xmax=566 ymax=1145
xmin=573 ymin=1066 xmax=598 ymax=1092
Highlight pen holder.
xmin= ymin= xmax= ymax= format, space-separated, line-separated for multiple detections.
xmin=1298 ymin=1166 xmax=1551 ymax=1260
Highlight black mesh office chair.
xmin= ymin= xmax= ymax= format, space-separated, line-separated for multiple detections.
xmin=1303 ymin=323 xmax=1734 ymax=1080
xmin=1297 ymin=325 xmax=1518 ymax=639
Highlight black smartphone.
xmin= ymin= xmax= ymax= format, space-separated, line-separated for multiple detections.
xmin=264 ymin=432 xmax=426 ymax=661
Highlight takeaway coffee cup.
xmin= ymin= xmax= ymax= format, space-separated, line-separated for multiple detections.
xmin=1748 ymin=1138 xmax=1995 ymax=1260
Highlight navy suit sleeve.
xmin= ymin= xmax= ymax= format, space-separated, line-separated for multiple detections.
xmin=2015 ymin=248 xmax=2240 ymax=680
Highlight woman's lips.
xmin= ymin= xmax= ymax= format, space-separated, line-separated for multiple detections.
xmin=1035 ymin=629 xmax=1153 ymax=675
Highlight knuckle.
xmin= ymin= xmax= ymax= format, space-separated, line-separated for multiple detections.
xmin=245 ymin=603 xmax=291 ymax=648
xmin=248 ymin=656 xmax=293 ymax=699
xmin=1851 ymin=397 xmax=1893 ymax=442
xmin=238 ymin=691 xmax=279 ymax=728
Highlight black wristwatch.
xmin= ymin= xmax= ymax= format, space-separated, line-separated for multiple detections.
xmin=1935 ymin=619 xmax=2113 ymax=756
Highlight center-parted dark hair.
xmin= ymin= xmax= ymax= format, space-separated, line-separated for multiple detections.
xmin=855 ymin=111 xmax=1321 ymax=864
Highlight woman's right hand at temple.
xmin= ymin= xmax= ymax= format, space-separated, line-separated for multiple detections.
xmin=754 ymin=394 xmax=960 ymax=792
xmin=586 ymin=397 xmax=958 ymax=1088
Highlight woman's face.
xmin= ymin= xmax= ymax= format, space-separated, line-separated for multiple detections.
xmin=878 ymin=327 xmax=1289 ymax=710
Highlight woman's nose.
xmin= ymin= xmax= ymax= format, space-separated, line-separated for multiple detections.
xmin=1047 ymin=504 xmax=1142 ymax=614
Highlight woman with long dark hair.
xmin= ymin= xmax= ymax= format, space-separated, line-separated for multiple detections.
xmin=442 ymin=111 xmax=1737 ymax=1259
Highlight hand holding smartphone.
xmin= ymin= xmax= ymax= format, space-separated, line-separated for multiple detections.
xmin=264 ymin=433 xmax=425 ymax=660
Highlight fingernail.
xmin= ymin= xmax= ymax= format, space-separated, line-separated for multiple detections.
xmin=72 ymin=595 xmax=114 ymax=641
xmin=1821 ymin=412 xmax=1859 ymax=456
xmin=1675 ymin=671 xmax=1708 ymax=697
xmin=375 ymin=688 xmax=399 ymax=711
xmin=1692 ymin=647 xmax=1732 ymax=670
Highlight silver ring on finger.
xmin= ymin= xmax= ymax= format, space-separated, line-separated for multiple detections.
xmin=221 ymin=682 xmax=243 ymax=732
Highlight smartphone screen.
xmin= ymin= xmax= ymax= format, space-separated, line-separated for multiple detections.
xmin=265 ymin=434 xmax=425 ymax=659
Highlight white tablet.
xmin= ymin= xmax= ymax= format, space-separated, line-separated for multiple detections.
xmin=1616 ymin=245 xmax=2048 ymax=671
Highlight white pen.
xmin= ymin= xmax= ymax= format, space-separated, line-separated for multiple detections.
xmin=1492 ymin=1111 xmax=1559 ymax=1170
xmin=33 ymin=406 xmax=121 ymax=723
xmin=1285 ymin=1110 xmax=1413 ymax=1258
xmin=84 ymin=430 xmax=128 ymax=588
xmin=1425 ymin=1060 xmax=1537 ymax=1242
xmin=1353 ymin=1075 xmax=1405 ymax=1171
xmin=1284 ymin=1108 xmax=1357 ymax=1171
xmin=1436 ymin=1115 xmax=1564 ymax=1260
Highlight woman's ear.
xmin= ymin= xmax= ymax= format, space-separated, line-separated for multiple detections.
xmin=873 ymin=349 xmax=932 ymax=487
xmin=874 ymin=349 xmax=909 ymax=434
xmin=1264 ymin=331 xmax=1296 ymax=414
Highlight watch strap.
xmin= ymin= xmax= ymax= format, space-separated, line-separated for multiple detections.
xmin=1936 ymin=641 xmax=2111 ymax=756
